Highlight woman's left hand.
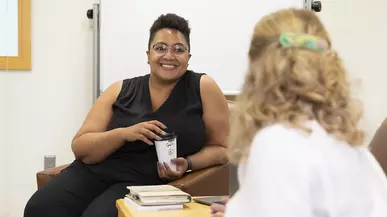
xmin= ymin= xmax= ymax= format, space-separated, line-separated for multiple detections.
xmin=157 ymin=157 xmax=188 ymax=181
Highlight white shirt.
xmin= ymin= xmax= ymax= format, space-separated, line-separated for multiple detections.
xmin=225 ymin=121 xmax=387 ymax=217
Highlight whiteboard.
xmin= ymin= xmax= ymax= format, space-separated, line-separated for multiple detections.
xmin=0 ymin=0 xmax=18 ymax=56
xmin=100 ymin=0 xmax=305 ymax=94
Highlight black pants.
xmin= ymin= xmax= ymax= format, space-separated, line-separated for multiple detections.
xmin=24 ymin=161 xmax=136 ymax=217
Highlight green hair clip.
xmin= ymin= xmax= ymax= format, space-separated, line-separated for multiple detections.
xmin=279 ymin=32 xmax=328 ymax=52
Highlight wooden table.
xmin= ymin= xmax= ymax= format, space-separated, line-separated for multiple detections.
xmin=116 ymin=198 xmax=212 ymax=217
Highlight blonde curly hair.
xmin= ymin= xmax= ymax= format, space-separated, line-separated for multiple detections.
xmin=228 ymin=8 xmax=364 ymax=164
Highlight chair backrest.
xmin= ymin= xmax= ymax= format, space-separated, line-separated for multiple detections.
xmin=369 ymin=118 xmax=387 ymax=176
xmin=226 ymin=99 xmax=239 ymax=196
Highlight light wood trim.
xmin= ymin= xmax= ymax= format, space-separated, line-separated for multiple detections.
xmin=116 ymin=198 xmax=211 ymax=217
xmin=0 ymin=0 xmax=31 ymax=70
xmin=225 ymin=94 xmax=237 ymax=101
xmin=117 ymin=199 xmax=133 ymax=217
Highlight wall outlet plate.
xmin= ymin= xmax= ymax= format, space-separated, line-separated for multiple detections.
xmin=44 ymin=155 xmax=56 ymax=170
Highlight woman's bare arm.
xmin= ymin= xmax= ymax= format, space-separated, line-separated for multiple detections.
xmin=71 ymin=81 xmax=126 ymax=164
xmin=187 ymin=75 xmax=230 ymax=171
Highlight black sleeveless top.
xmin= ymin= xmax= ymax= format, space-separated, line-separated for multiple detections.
xmin=85 ymin=70 xmax=206 ymax=184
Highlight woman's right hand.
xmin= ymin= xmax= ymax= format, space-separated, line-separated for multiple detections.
xmin=210 ymin=197 xmax=229 ymax=217
xmin=120 ymin=120 xmax=167 ymax=145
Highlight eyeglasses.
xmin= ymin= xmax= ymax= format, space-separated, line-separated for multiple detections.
xmin=152 ymin=43 xmax=189 ymax=56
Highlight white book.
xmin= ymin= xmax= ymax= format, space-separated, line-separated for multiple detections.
xmin=125 ymin=197 xmax=184 ymax=212
xmin=126 ymin=185 xmax=192 ymax=206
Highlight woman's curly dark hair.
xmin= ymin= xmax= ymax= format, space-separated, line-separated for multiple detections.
xmin=148 ymin=13 xmax=191 ymax=51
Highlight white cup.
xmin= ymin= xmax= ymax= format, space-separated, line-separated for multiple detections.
xmin=154 ymin=133 xmax=177 ymax=171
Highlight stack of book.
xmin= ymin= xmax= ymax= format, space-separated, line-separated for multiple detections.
xmin=125 ymin=185 xmax=192 ymax=211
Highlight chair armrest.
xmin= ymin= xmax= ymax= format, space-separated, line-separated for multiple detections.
xmin=36 ymin=163 xmax=231 ymax=196
xmin=36 ymin=164 xmax=70 ymax=189
xmin=370 ymin=118 xmax=387 ymax=175
xmin=169 ymin=163 xmax=229 ymax=196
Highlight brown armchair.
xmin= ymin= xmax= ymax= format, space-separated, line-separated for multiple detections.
xmin=36 ymin=162 xmax=229 ymax=196
xmin=369 ymin=118 xmax=387 ymax=176
xmin=36 ymin=99 xmax=237 ymax=196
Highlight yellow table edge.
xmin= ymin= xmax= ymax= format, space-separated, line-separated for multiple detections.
xmin=116 ymin=197 xmax=212 ymax=217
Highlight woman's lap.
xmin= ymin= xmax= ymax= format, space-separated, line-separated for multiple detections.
xmin=81 ymin=182 xmax=134 ymax=217
xmin=24 ymin=161 xmax=136 ymax=217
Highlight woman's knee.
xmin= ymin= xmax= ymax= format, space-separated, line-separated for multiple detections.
xmin=24 ymin=189 xmax=78 ymax=217
xmin=24 ymin=163 xmax=104 ymax=217
xmin=24 ymin=190 xmax=50 ymax=217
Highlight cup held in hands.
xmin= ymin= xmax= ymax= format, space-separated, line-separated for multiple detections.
xmin=154 ymin=132 xmax=177 ymax=171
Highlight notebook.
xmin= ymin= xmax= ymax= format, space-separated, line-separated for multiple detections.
xmin=193 ymin=196 xmax=228 ymax=206
xmin=126 ymin=185 xmax=192 ymax=206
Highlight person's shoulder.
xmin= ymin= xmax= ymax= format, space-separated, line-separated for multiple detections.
xmin=182 ymin=70 xmax=205 ymax=85
xmin=252 ymin=121 xmax=341 ymax=147
xmin=105 ymin=74 xmax=148 ymax=100
xmin=185 ymin=69 xmax=206 ymax=78
xmin=185 ymin=70 xmax=217 ymax=83
xmin=242 ymin=123 xmax=320 ymax=184
xmin=186 ymin=70 xmax=221 ymax=95
xmin=250 ymin=121 xmax=349 ymax=163
xmin=248 ymin=123 xmax=320 ymax=164
xmin=183 ymin=70 xmax=225 ymax=104
xmin=253 ymin=123 xmax=311 ymax=147
xmin=180 ymin=70 xmax=207 ymax=95
xmin=195 ymin=72 xmax=226 ymax=107
xmin=118 ymin=74 xmax=148 ymax=91
xmin=122 ymin=74 xmax=149 ymax=86
xmin=200 ymin=74 xmax=219 ymax=92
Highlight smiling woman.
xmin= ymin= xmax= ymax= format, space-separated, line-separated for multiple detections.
xmin=147 ymin=28 xmax=191 ymax=85
xmin=146 ymin=16 xmax=192 ymax=85
xmin=24 ymin=13 xmax=229 ymax=217
xmin=0 ymin=0 xmax=31 ymax=70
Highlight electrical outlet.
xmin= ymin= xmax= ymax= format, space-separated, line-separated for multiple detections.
xmin=44 ymin=155 xmax=56 ymax=170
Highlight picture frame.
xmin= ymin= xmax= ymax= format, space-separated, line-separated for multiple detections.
xmin=0 ymin=0 xmax=31 ymax=70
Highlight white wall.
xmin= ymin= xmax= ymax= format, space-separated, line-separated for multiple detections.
xmin=0 ymin=0 xmax=96 ymax=216
xmin=0 ymin=78 xmax=7 ymax=216
xmin=99 ymin=0 xmax=304 ymax=94
xmin=0 ymin=66 xmax=6 ymax=216
xmin=318 ymin=0 xmax=387 ymax=143
xmin=0 ymin=0 xmax=386 ymax=216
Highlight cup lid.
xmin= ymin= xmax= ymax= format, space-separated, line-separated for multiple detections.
xmin=156 ymin=132 xmax=177 ymax=140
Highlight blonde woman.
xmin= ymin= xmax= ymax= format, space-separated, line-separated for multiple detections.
xmin=221 ymin=8 xmax=387 ymax=217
